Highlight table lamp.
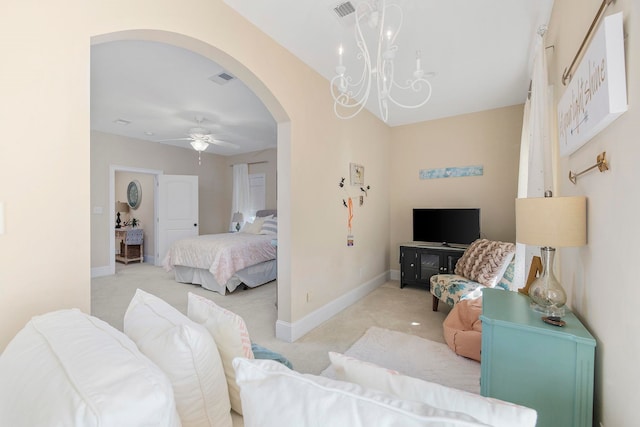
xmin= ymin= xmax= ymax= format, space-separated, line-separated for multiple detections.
xmin=115 ymin=201 xmax=129 ymax=229
xmin=516 ymin=192 xmax=586 ymax=320
xmin=232 ymin=212 xmax=244 ymax=232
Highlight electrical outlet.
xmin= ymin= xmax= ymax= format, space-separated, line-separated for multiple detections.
xmin=359 ymin=267 xmax=363 ymax=278
xmin=306 ymin=292 xmax=312 ymax=303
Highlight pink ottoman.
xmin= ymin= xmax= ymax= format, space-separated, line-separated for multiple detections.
xmin=443 ymin=298 xmax=483 ymax=361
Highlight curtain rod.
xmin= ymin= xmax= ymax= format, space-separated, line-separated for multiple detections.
xmin=562 ymin=0 xmax=614 ymax=85
xmin=229 ymin=161 xmax=268 ymax=167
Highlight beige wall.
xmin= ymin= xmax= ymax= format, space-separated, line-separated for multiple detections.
xmin=389 ymin=105 xmax=523 ymax=268
xmin=91 ymin=131 xmax=232 ymax=269
xmin=92 ymin=132 xmax=277 ymax=269
xmin=548 ymin=1 xmax=639 ymax=425
xmin=0 ymin=0 xmax=390 ymax=348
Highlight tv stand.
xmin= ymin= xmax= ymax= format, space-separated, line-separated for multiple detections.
xmin=399 ymin=242 xmax=468 ymax=289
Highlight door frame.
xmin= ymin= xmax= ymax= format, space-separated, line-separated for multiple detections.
xmin=109 ymin=165 xmax=163 ymax=275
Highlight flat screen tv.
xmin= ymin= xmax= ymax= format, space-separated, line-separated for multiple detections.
xmin=413 ymin=208 xmax=480 ymax=246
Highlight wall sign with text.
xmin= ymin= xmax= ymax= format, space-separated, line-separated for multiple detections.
xmin=557 ymin=12 xmax=627 ymax=157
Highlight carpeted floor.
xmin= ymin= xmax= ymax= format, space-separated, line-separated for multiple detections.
xmin=321 ymin=326 xmax=480 ymax=393
xmin=91 ymin=262 xmax=452 ymax=374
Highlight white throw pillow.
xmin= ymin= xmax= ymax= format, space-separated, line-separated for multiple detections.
xmin=124 ymin=289 xmax=231 ymax=427
xmin=0 ymin=309 xmax=180 ymax=427
xmin=233 ymin=358 xmax=489 ymax=427
xmin=187 ymin=293 xmax=254 ymax=414
xmin=329 ymin=352 xmax=537 ymax=427
xmin=240 ymin=216 xmax=270 ymax=234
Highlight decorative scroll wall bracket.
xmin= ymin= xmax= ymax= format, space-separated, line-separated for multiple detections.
xmin=569 ymin=151 xmax=609 ymax=184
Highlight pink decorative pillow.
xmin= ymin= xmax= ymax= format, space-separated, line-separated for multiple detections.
xmin=454 ymin=239 xmax=515 ymax=287
xmin=187 ymin=293 xmax=254 ymax=415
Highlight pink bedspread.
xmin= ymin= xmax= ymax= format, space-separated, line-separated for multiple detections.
xmin=163 ymin=233 xmax=277 ymax=285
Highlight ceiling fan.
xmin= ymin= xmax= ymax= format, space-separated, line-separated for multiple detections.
xmin=157 ymin=115 xmax=240 ymax=163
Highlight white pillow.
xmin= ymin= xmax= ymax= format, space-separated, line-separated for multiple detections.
xmin=187 ymin=292 xmax=254 ymax=415
xmin=233 ymin=358 xmax=489 ymax=427
xmin=124 ymin=289 xmax=232 ymax=427
xmin=240 ymin=216 xmax=271 ymax=234
xmin=0 ymin=309 xmax=180 ymax=427
xmin=329 ymin=352 xmax=537 ymax=427
xmin=259 ymin=217 xmax=277 ymax=235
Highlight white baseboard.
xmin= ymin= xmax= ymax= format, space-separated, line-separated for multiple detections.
xmin=92 ymin=257 xmax=154 ymax=278
xmin=275 ymin=270 xmax=389 ymax=342
xmin=91 ymin=265 xmax=113 ymax=278
xmin=389 ymin=269 xmax=400 ymax=281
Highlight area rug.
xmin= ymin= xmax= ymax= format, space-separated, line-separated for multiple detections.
xmin=321 ymin=326 xmax=480 ymax=394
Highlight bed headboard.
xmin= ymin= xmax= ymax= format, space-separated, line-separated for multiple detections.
xmin=256 ymin=209 xmax=277 ymax=218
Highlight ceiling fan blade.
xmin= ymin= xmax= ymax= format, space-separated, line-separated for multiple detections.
xmin=156 ymin=137 xmax=192 ymax=142
xmin=210 ymin=139 xmax=240 ymax=149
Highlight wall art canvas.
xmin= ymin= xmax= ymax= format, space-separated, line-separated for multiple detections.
xmin=350 ymin=163 xmax=364 ymax=186
xmin=557 ymin=12 xmax=627 ymax=157
xmin=419 ymin=165 xmax=483 ymax=180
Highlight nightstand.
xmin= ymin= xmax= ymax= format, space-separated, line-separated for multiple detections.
xmin=115 ymin=228 xmax=144 ymax=264
xmin=480 ymin=288 xmax=595 ymax=427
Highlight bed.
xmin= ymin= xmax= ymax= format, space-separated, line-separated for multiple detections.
xmin=163 ymin=210 xmax=277 ymax=295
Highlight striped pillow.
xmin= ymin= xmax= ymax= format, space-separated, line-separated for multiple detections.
xmin=260 ymin=217 xmax=277 ymax=235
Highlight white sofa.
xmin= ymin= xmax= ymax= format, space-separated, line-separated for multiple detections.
xmin=0 ymin=290 xmax=536 ymax=427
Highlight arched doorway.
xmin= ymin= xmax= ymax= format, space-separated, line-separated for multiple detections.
xmin=90 ymin=30 xmax=291 ymax=331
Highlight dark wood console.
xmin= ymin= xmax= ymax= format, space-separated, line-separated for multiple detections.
xmin=399 ymin=242 xmax=467 ymax=289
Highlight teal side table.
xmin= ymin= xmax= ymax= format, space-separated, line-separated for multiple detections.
xmin=480 ymin=288 xmax=595 ymax=427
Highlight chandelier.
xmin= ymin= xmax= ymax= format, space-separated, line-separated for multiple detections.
xmin=330 ymin=0 xmax=433 ymax=122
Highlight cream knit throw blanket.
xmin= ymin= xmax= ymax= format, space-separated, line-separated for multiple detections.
xmin=455 ymin=239 xmax=515 ymax=287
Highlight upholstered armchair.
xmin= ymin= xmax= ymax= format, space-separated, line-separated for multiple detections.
xmin=430 ymin=239 xmax=515 ymax=311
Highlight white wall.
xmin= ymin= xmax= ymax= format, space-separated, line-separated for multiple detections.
xmin=548 ymin=1 xmax=639 ymax=425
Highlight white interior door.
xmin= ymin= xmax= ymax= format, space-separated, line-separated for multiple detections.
xmin=156 ymin=174 xmax=198 ymax=266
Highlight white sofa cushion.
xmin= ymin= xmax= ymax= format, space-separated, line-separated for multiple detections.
xmin=329 ymin=352 xmax=537 ymax=427
xmin=0 ymin=309 xmax=180 ymax=427
xmin=124 ymin=289 xmax=231 ymax=427
xmin=233 ymin=358 xmax=489 ymax=427
xmin=187 ymin=292 xmax=254 ymax=414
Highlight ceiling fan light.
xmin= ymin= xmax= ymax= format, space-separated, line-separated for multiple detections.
xmin=190 ymin=140 xmax=209 ymax=152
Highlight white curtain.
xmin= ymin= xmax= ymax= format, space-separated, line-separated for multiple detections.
xmin=514 ymin=27 xmax=553 ymax=287
xmin=230 ymin=163 xmax=252 ymax=231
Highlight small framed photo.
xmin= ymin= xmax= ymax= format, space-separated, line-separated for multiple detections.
xmin=350 ymin=163 xmax=364 ymax=186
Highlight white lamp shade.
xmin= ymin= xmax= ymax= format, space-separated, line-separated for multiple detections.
xmin=232 ymin=212 xmax=244 ymax=223
xmin=516 ymin=196 xmax=587 ymax=247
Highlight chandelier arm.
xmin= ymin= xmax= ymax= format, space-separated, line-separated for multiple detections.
xmin=386 ymin=79 xmax=433 ymax=109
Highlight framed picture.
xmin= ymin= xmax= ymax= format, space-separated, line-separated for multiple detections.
xmin=350 ymin=163 xmax=364 ymax=186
